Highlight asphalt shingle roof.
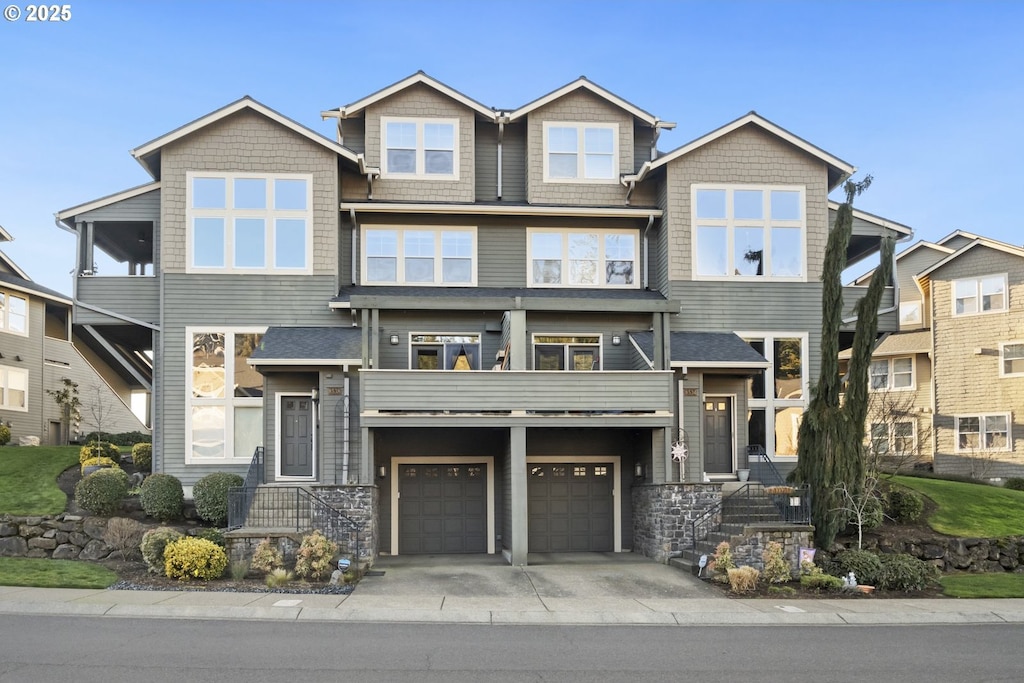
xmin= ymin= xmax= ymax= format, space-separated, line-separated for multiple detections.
xmin=629 ymin=331 xmax=769 ymax=366
xmin=839 ymin=330 xmax=932 ymax=359
xmin=249 ymin=326 xmax=363 ymax=362
xmin=0 ymin=272 xmax=70 ymax=302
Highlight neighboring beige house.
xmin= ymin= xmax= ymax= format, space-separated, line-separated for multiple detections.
xmin=0 ymin=225 xmax=148 ymax=444
xmin=850 ymin=231 xmax=1024 ymax=480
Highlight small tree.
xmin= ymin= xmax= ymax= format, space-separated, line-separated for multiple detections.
xmin=865 ymin=388 xmax=930 ymax=475
xmin=832 ymin=472 xmax=884 ymax=550
xmin=83 ymin=383 xmax=115 ymax=450
xmin=46 ymin=378 xmax=81 ymax=446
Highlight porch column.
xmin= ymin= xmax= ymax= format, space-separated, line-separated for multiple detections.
xmin=508 ymin=309 xmax=526 ymax=371
xmin=360 ymin=309 xmax=370 ymax=368
xmin=509 ymin=426 xmax=528 ymax=565
xmin=653 ymin=312 xmax=670 ymax=370
xmin=361 ymin=426 xmax=373 ymax=486
xmin=370 ymin=308 xmax=380 ymax=369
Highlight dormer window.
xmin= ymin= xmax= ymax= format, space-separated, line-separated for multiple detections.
xmin=381 ymin=117 xmax=458 ymax=179
xmin=543 ymin=122 xmax=618 ymax=183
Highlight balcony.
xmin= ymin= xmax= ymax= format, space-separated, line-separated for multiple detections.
xmin=841 ymin=285 xmax=896 ymax=333
xmin=360 ymin=369 xmax=675 ymax=427
xmin=74 ymin=276 xmax=159 ymax=326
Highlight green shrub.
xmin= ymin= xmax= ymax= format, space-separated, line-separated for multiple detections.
xmin=761 ymin=541 xmax=791 ymax=584
xmin=1005 ymin=478 xmax=1024 ymax=491
xmin=834 ymin=549 xmax=883 ymax=586
xmin=139 ymin=473 xmax=184 ymax=521
xmin=0 ymin=424 xmax=10 ymax=446
xmin=79 ymin=441 xmax=121 ymax=464
xmin=164 ymin=537 xmax=228 ymax=581
xmin=131 ymin=443 xmax=152 ymax=472
xmin=886 ymin=488 xmax=924 ymax=523
xmin=193 ymin=527 xmax=225 ymax=548
xmin=192 ymin=472 xmax=243 ymax=526
xmin=862 ymin=494 xmax=885 ymax=529
xmin=878 ymin=553 xmax=940 ymax=591
xmin=80 ymin=456 xmax=120 ymax=475
xmin=251 ymin=538 xmax=284 ymax=575
xmin=294 ymin=530 xmax=337 ymax=581
xmin=84 ymin=431 xmax=151 ymax=447
xmin=74 ymin=468 xmax=129 ymax=515
xmin=800 ymin=570 xmax=845 ymax=591
xmin=140 ymin=527 xmax=183 ymax=574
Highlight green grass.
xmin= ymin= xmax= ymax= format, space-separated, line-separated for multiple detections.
xmin=940 ymin=573 xmax=1024 ymax=598
xmin=0 ymin=446 xmax=80 ymax=515
xmin=892 ymin=475 xmax=1024 ymax=537
xmin=0 ymin=557 xmax=118 ymax=588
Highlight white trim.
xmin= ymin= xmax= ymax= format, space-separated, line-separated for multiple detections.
xmin=56 ymin=182 xmax=162 ymax=221
xmin=0 ymin=290 xmax=29 ymax=337
xmin=526 ymin=454 xmax=623 ymax=553
xmin=0 ymin=225 xmax=12 ymax=242
xmin=869 ymin=419 xmax=918 ymax=456
xmin=274 ymin=392 xmax=318 ymax=482
xmin=341 ymin=202 xmax=663 ymax=219
xmin=360 ymin=225 xmax=478 ymax=287
xmin=955 ymin=412 xmax=1013 ymax=453
xmin=898 ymin=300 xmax=923 ymax=327
xmin=248 ymin=358 xmax=361 ymax=367
xmin=735 ymin=331 xmax=809 ymax=460
xmin=0 ymin=365 xmax=29 ymax=412
xmin=630 ymin=334 xmax=655 ymax=370
xmin=0 ymin=280 xmax=69 ymax=306
xmin=380 ymin=117 xmax=460 ymax=180
xmin=702 ymin=394 xmax=738 ymax=473
xmin=526 ymin=227 xmax=639 ymax=289
xmin=917 ymin=239 xmax=1024 ymax=280
xmin=690 ymin=184 xmax=807 ymax=283
xmin=1000 ymin=341 xmax=1024 ymax=378
xmin=508 ymin=77 xmax=659 ymax=126
xmin=827 ymin=201 xmax=914 ymax=236
xmin=852 ymin=241 xmax=953 ymax=286
xmin=0 ymin=252 xmax=31 ymax=281
xmin=328 ymin=72 xmax=497 ymax=121
xmin=542 ymin=121 xmax=619 ymax=184
xmin=389 ymin=455 xmax=496 ymax=556
xmin=869 ymin=356 xmax=916 ymax=392
xmin=669 ymin=360 xmax=770 ymax=369
xmin=951 ymin=272 xmax=1009 ymax=318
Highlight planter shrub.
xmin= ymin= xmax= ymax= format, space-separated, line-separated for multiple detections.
xmin=74 ymin=468 xmax=130 ymax=515
xmin=294 ymin=530 xmax=337 ymax=581
xmin=833 ymin=549 xmax=883 ymax=586
xmin=878 ymin=553 xmax=939 ymax=591
xmin=886 ymin=489 xmax=924 ymax=523
xmin=80 ymin=456 xmax=120 ymax=475
xmin=139 ymin=473 xmax=184 ymax=521
xmin=79 ymin=441 xmax=121 ymax=464
xmin=84 ymin=431 xmax=151 ymax=447
xmin=164 ymin=537 xmax=228 ymax=581
xmin=0 ymin=424 xmax=10 ymax=446
xmin=251 ymin=538 xmax=284 ymax=574
xmin=131 ymin=443 xmax=152 ymax=472
xmin=192 ymin=472 xmax=243 ymax=526
xmin=140 ymin=527 xmax=184 ymax=574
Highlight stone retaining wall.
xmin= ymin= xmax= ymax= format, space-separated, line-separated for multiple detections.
xmin=730 ymin=526 xmax=814 ymax=577
xmin=841 ymin=534 xmax=1024 ymax=573
xmin=0 ymin=514 xmax=120 ymax=560
xmin=631 ymin=484 xmax=721 ymax=562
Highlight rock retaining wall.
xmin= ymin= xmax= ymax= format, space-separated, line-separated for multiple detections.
xmin=842 ymin=534 xmax=1024 ymax=573
xmin=0 ymin=514 xmax=120 ymax=560
xmin=730 ymin=525 xmax=814 ymax=577
xmin=631 ymin=484 xmax=721 ymax=563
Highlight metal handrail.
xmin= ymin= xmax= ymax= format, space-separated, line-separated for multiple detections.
xmin=689 ymin=481 xmax=813 ymax=554
xmin=226 ymin=447 xmax=264 ymax=531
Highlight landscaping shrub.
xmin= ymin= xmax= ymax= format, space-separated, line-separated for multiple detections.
xmin=74 ymin=468 xmax=129 ymax=515
xmin=294 ymin=530 xmax=337 ymax=581
xmin=163 ymin=537 xmax=228 ymax=581
xmin=265 ymin=568 xmax=293 ymax=588
xmin=709 ymin=541 xmax=735 ymax=583
xmin=140 ymin=527 xmax=183 ymax=574
xmin=80 ymin=456 xmax=120 ymax=475
xmin=84 ymin=431 xmax=151 ymax=447
xmin=251 ymin=538 xmax=284 ymax=574
xmin=192 ymin=472 xmax=243 ymax=526
xmin=800 ymin=566 xmax=844 ymax=591
xmin=761 ymin=541 xmax=791 ymax=584
xmin=1004 ymin=478 xmax=1024 ymax=492
xmin=862 ymin=493 xmax=885 ymax=529
xmin=79 ymin=441 xmax=121 ymax=464
xmin=886 ymin=488 xmax=924 ymax=523
xmin=139 ymin=473 xmax=184 ymax=521
xmin=877 ymin=553 xmax=940 ymax=591
xmin=104 ymin=517 xmax=144 ymax=560
xmin=727 ymin=566 xmax=760 ymax=593
xmin=131 ymin=443 xmax=152 ymax=472
xmin=0 ymin=424 xmax=10 ymax=446
xmin=229 ymin=560 xmax=250 ymax=581
xmin=833 ymin=549 xmax=883 ymax=586
xmin=193 ymin=527 xmax=225 ymax=548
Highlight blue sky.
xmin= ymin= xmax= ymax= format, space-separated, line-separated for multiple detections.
xmin=1 ymin=0 xmax=1021 ymax=294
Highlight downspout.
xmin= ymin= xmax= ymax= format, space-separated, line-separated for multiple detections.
xmin=342 ymin=370 xmax=350 ymax=484
xmin=496 ymin=117 xmax=505 ymax=200
xmin=349 ymin=208 xmax=358 ymax=286
xmin=642 ymin=214 xmax=655 ymax=290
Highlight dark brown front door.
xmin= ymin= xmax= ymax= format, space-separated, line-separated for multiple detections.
xmin=703 ymin=398 xmax=733 ymax=474
xmin=281 ymin=396 xmax=313 ymax=478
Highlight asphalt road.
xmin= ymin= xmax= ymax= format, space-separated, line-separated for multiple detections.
xmin=1 ymin=616 xmax=1022 ymax=682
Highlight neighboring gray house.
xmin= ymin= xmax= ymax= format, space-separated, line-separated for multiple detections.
xmin=0 ymin=226 xmax=147 ymax=444
xmin=55 ymin=72 xmax=903 ymax=564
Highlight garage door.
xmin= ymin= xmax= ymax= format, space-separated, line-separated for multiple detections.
xmin=399 ymin=463 xmax=487 ymax=554
xmin=528 ymin=463 xmax=613 ymax=552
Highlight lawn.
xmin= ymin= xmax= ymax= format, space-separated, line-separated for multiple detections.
xmin=0 ymin=557 xmax=117 ymax=588
xmin=0 ymin=446 xmax=80 ymax=515
xmin=891 ymin=475 xmax=1024 ymax=538
xmin=940 ymin=573 xmax=1024 ymax=598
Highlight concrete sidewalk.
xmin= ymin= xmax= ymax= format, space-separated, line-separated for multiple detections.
xmin=2 ymin=554 xmax=1024 ymax=626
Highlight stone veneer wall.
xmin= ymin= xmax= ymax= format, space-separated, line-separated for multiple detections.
xmin=0 ymin=514 xmax=123 ymax=560
xmin=310 ymin=485 xmax=379 ymax=565
xmin=631 ymin=483 xmax=721 ymax=563
xmin=730 ymin=526 xmax=814 ymax=577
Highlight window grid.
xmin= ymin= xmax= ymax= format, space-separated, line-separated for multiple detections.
xmin=543 ymin=122 xmax=618 ymax=183
xmin=362 ymin=227 xmax=476 ymax=286
xmin=1001 ymin=342 xmax=1024 ymax=377
xmin=743 ymin=333 xmax=808 ymax=459
xmin=0 ymin=366 xmax=28 ymax=411
xmin=953 ymin=274 xmax=1008 ymax=316
xmin=956 ymin=414 xmax=1012 ymax=452
xmin=870 ymin=357 xmax=914 ymax=391
xmin=381 ymin=117 xmax=459 ymax=179
xmin=527 ymin=228 xmax=638 ymax=289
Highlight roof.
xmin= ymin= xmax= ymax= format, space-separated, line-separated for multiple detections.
xmin=330 ymin=286 xmax=677 ymax=313
xmin=131 ymin=97 xmax=364 ymax=178
xmin=827 ymin=201 xmax=914 ymax=237
xmin=507 ymin=76 xmax=668 ymax=127
xmin=840 ymin=330 xmax=932 ymax=359
xmin=0 ymin=225 xmax=12 ymax=242
xmin=629 ymin=331 xmax=769 ymax=369
xmin=915 ymin=237 xmax=1024 ymax=280
xmin=851 ymin=240 xmax=953 ymax=285
xmin=631 ymin=112 xmax=855 ymax=190
xmin=248 ymin=326 xmax=363 ymax=366
xmin=56 ymin=181 xmax=161 ymax=222
xmin=323 ymin=71 xmax=497 ymax=120
xmin=0 ymin=271 xmax=71 ymax=304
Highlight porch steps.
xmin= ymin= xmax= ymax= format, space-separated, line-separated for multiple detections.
xmin=233 ymin=486 xmax=314 ymax=533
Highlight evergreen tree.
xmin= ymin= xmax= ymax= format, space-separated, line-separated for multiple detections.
xmin=793 ymin=176 xmax=895 ymax=548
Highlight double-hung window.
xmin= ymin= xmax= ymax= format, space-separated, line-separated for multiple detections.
xmin=0 ymin=366 xmax=28 ymax=411
xmin=382 ymin=117 xmax=458 ymax=179
xmin=410 ymin=334 xmax=481 ymax=370
xmin=1001 ymin=342 xmax=1024 ymax=377
xmin=693 ymin=185 xmax=805 ymax=280
xmin=528 ymin=229 xmax=637 ymax=288
xmin=953 ymin=274 xmax=1007 ymax=316
xmin=0 ymin=291 xmax=28 ymax=335
xmin=543 ymin=122 xmax=618 ymax=182
xmin=869 ymin=357 xmax=914 ymax=390
xmin=532 ymin=335 xmax=601 ymax=371
xmin=188 ymin=173 xmax=312 ymax=273
xmin=956 ymin=414 xmax=1011 ymax=452
xmin=362 ymin=227 xmax=476 ymax=286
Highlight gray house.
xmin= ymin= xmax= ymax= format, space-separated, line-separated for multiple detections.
xmin=55 ymin=73 xmax=904 ymax=564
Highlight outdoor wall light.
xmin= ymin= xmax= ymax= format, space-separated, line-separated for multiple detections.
xmin=377 ymin=465 xmax=387 ymax=479
xmin=634 ymin=461 xmax=644 ymax=478
xmin=311 ymin=387 xmax=319 ymax=405
xmin=389 ymin=333 xmax=400 ymax=345
xmin=611 ymin=335 xmax=621 ymax=346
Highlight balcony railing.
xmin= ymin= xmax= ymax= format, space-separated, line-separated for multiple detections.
xmin=75 ymin=275 xmax=159 ymax=325
xmin=841 ymin=285 xmax=896 ymax=332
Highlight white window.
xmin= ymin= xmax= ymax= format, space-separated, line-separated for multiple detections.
xmin=1001 ymin=342 xmax=1024 ymax=377
xmin=0 ymin=291 xmax=28 ymax=335
xmin=743 ymin=333 xmax=808 ymax=458
xmin=543 ymin=122 xmax=618 ymax=183
xmin=381 ymin=117 xmax=459 ymax=179
xmin=187 ymin=329 xmax=265 ymax=462
xmin=956 ymin=413 xmax=1011 ymax=452
xmin=899 ymin=301 xmax=922 ymax=327
xmin=0 ymin=366 xmax=28 ymax=411
xmin=528 ymin=229 xmax=637 ymax=288
xmin=187 ymin=173 xmax=313 ymax=273
xmin=693 ymin=185 xmax=805 ymax=280
xmin=870 ymin=421 xmax=916 ymax=455
xmin=361 ymin=227 xmax=476 ymax=286
xmin=409 ymin=334 xmax=481 ymax=370
xmin=953 ymin=274 xmax=1007 ymax=316
xmin=869 ymin=357 xmax=914 ymax=391
xmin=532 ymin=335 xmax=601 ymax=371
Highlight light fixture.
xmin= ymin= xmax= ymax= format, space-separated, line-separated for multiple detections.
xmin=377 ymin=464 xmax=387 ymax=479
xmin=311 ymin=387 xmax=319 ymax=405
xmin=389 ymin=333 xmax=400 ymax=345
xmin=611 ymin=335 xmax=622 ymax=346
xmin=634 ymin=461 xmax=644 ymax=479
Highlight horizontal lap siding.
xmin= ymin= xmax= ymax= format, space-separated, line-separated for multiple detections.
xmin=376 ymin=311 xmax=506 ymax=371
xmin=501 ymin=123 xmax=527 ymax=203
xmin=0 ymin=297 xmax=46 ymax=441
xmin=525 ymin=311 xmax=653 ymax=370
xmin=75 ymin=278 xmax=159 ymax=324
xmin=77 ymin=190 xmax=161 ymax=223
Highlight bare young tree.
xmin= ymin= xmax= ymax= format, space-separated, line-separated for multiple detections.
xmin=46 ymin=378 xmax=81 ymax=446
xmin=832 ymin=471 xmax=883 ymax=550
xmin=83 ymin=383 xmax=116 ymax=448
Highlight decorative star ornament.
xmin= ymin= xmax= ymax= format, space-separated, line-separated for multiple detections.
xmin=671 ymin=440 xmax=688 ymax=462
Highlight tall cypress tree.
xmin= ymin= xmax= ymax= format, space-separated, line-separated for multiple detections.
xmin=793 ymin=177 xmax=894 ymax=549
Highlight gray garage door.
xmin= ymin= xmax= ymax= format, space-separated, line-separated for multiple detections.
xmin=528 ymin=463 xmax=613 ymax=552
xmin=399 ymin=463 xmax=487 ymax=554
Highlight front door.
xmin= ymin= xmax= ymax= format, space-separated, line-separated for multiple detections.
xmin=703 ymin=397 xmax=733 ymax=474
xmin=280 ymin=396 xmax=313 ymax=478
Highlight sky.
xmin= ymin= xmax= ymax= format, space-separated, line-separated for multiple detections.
xmin=1 ymin=0 xmax=1022 ymax=295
